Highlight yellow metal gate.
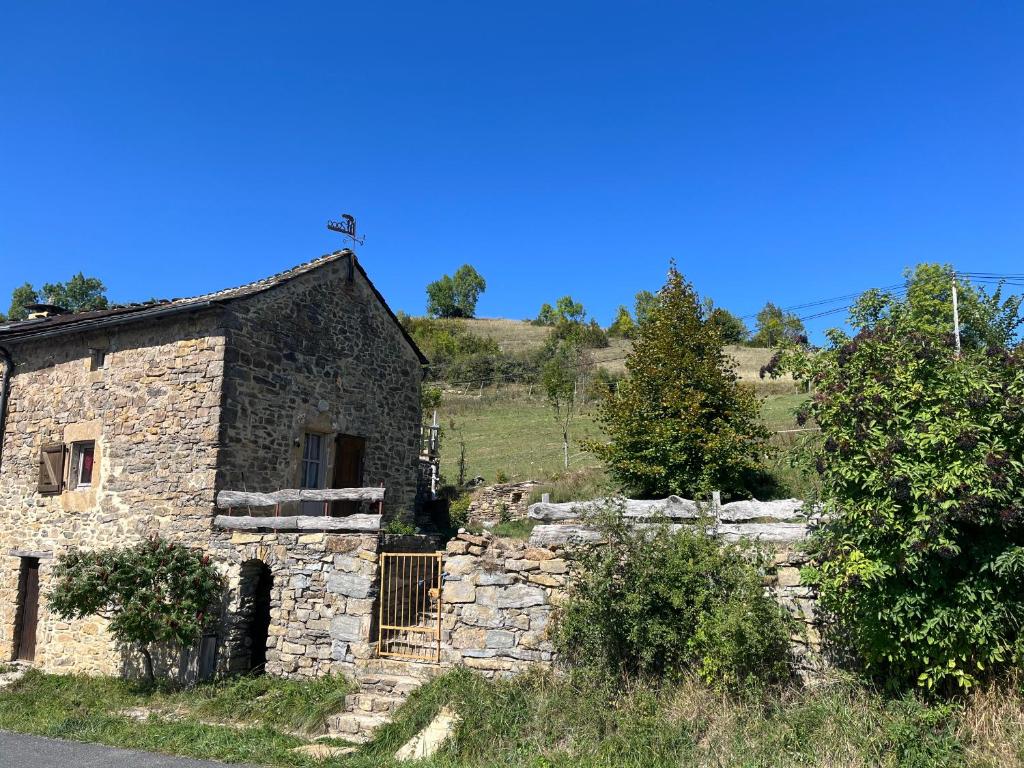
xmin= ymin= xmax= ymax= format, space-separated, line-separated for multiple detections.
xmin=377 ymin=552 xmax=443 ymax=662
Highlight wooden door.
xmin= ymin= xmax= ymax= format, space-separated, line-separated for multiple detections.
xmin=16 ymin=558 xmax=39 ymax=662
xmin=332 ymin=435 xmax=365 ymax=516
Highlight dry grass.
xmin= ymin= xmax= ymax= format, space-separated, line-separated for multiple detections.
xmin=958 ymin=674 xmax=1024 ymax=768
xmin=456 ymin=318 xmax=799 ymax=393
xmin=448 ymin=317 xmax=551 ymax=354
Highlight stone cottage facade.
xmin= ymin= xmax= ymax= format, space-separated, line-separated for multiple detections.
xmin=0 ymin=251 xmax=427 ymax=676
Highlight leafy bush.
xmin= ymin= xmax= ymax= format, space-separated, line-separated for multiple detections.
xmin=783 ymin=272 xmax=1024 ymax=691
xmin=590 ymin=264 xmax=771 ymax=499
xmin=556 ymin=507 xmax=791 ymax=690
xmin=401 ymin=316 xmax=536 ymax=385
xmin=447 ymin=493 xmax=473 ymax=530
xmin=48 ymin=538 xmax=224 ymax=683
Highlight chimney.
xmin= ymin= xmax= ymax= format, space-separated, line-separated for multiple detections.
xmin=24 ymin=303 xmax=69 ymax=320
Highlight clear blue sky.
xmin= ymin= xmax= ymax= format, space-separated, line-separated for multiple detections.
xmin=2 ymin=2 xmax=1021 ymax=337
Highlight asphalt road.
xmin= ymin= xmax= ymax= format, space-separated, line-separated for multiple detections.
xmin=0 ymin=731 xmax=258 ymax=768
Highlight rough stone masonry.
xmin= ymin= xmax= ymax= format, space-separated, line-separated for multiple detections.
xmin=0 ymin=251 xmax=426 ymax=677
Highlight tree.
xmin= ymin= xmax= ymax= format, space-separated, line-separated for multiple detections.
xmin=634 ymin=290 xmax=656 ymax=327
xmin=543 ymin=338 xmax=589 ymax=469
xmin=43 ymin=273 xmax=109 ymax=313
xmin=554 ymin=296 xmax=586 ymax=325
xmin=534 ymin=303 xmax=557 ymax=326
xmin=7 ymin=283 xmax=40 ymax=321
xmin=849 ymin=263 xmax=1023 ymax=350
xmin=702 ymin=299 xmax=749 ymax=344
xmin=751 ymin=302 xmax=805 ymax=347
xmin=590 ymin=265 xmax=770 ymax=499
xmin=426 ymin=264 xmax=487 ymax=318
xmin=48 ymin=538 xmax=224 ymax=683
xmin=607 ymin=305 xmax=636 ymax=338
xmin=7 ymin=274 xmax=109 ymax=321
xmin=781 ymin=270 xmax=1024 ymax=691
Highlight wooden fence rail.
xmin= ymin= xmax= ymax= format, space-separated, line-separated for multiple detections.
xmin=216 ymin=487 xmax=386 ymax=509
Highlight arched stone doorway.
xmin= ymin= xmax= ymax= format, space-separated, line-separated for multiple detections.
xmin=238 ymin=559 xmax=273 ymax=674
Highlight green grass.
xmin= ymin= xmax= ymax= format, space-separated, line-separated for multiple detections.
xmin=440 ymin=383 xmax=811 ymax=491
xmin=0 ymin=670 xmax=355 ymax=767
xmin=363 ymin=669 xmax=1024 ymax=768
xmin=441 ymin=386 xmax=604 ymax=484
xmin=488 ymin=519 xmax=538 ymax=539
xmin=3 ymin=668 xmax=1021 ymax=767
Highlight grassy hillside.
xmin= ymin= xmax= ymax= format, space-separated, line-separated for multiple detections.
xmin=438 ymin=385 xmax=809 ymax=487
xmin=432 ymin=318 xmax=809 ymax=491
xmin=452 ymin=317 xmax=797 ymax=390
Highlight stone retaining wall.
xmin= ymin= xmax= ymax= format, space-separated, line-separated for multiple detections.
xmin=209 ymin=530 xmax=380 ymax=678
xmin=438 ymin=504 xmax=823 ymax=678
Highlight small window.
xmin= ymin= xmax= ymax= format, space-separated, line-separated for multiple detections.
xmin=300 ymin=433 xmax=323 ymax=489
xmin=89 ymin=348 xmax=107 ymax=371
xmin=69 ymin=441 xmax=95 ymax=490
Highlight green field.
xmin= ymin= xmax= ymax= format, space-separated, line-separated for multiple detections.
xmin=437 ymin=386 xmax=809 ymax=487
xmin=431 ymin=318 xmax=808 ymax=490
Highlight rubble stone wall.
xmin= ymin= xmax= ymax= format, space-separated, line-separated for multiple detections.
xmin=439 ymin=523 xmax=822 ymax=679
xmin=0 ymin=311 xmax=226 ymax=673
xmin=466 ymin=481 xmax=540 ymax=526
xmin=217 ymin=259 xmax=423 ymax=522
xmin=209 ymin=529 xmax=380 ymax=678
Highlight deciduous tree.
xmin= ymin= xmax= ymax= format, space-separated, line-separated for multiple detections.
xmin=426 ymin=265 xmax=487 ymax=318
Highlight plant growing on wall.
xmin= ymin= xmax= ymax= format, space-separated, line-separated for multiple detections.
xmin=590 ymin=264 xmax=770 ymax=499
xmin=781 ymin=269 xmax=1024 ymax=691
xmin=49 ymin=537 xmax=224 ymax=683
xmin=556 ymin=506 xmax=792 ymax=690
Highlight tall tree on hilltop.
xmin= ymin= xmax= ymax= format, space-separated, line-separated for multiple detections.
xmin=607 ymin=305 xmax=636 ymax=338
xmin=426 ymin=264 xmax=486 ymax=318
xmin=751 ymin=302 xmax=805 ymax=347
xmin=590 ymin=265 xmax=770 ymax=499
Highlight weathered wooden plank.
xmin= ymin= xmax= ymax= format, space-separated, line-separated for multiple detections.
xmin=528 ymin=524 xmax=605 ymax=548
xmin=213 ymin=514 xmax=382 ymax=532
xmin=716 ymin=523 xmax=809 ymax=542
xmin=216 ymin=487 xmax=385 ymax=509
xmin=528 ymin=496 xmax=810 ymax=523
xmin=717 ymin=498 xmax=808 ymax=522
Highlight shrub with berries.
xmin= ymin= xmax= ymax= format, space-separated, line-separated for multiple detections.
xmin=781 ymin=273 xmax=1024 ymax=691
xmin=49 ymin=537 xmax=224 ymax=683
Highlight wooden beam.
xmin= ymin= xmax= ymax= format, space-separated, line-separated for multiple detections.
xmin=216 ymin=487 xmax=386 ymax=509
xmin=213 ymin=514 xmax=382 ymax=532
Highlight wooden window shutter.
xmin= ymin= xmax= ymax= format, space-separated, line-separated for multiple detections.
xmin=38 ymin=443 xmax=66 ymax=495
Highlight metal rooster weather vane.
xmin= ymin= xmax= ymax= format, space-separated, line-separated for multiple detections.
xmin=326 ymin=213 xmax=365 ymax=247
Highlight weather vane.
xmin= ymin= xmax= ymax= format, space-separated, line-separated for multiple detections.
xmin=326 ymin=213 xmax=365 ymax=247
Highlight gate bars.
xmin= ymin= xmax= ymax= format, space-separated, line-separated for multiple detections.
xmin=377 ymin=551 xmax=443 ymax=662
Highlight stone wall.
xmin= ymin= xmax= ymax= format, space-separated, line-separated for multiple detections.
xmin=217 ymin=258 xmax=423 ymax=522
xmin=209 ymin=529 xmax=380 ymax=677
xmin=0 ymin=312 xmax=226 ymax=673
xmin=439 ymin=530 xmax=563 ymax=675
xmin=438 ymin=503 xmax=823 ymax=678
xmin=466 ymin=481 xmax=540 ymax=527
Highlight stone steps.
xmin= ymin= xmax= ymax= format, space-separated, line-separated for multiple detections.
xmin=328 ymin=656 xmax=442 ymax=743
xmin=328 ymin=710 xmax=392 ymax=743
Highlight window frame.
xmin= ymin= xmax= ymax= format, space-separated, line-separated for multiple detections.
xmin=300 ymin=432 xmax=325 ymax=489
xmin=68 ymin=440 xmax=96 ymax=491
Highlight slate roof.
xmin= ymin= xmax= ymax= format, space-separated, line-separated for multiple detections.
xmin=0 ymin=251 xmax=428 ymax=364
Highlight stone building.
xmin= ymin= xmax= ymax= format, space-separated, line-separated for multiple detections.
xmin=0 ymin=250 xmax=427 ymax=676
